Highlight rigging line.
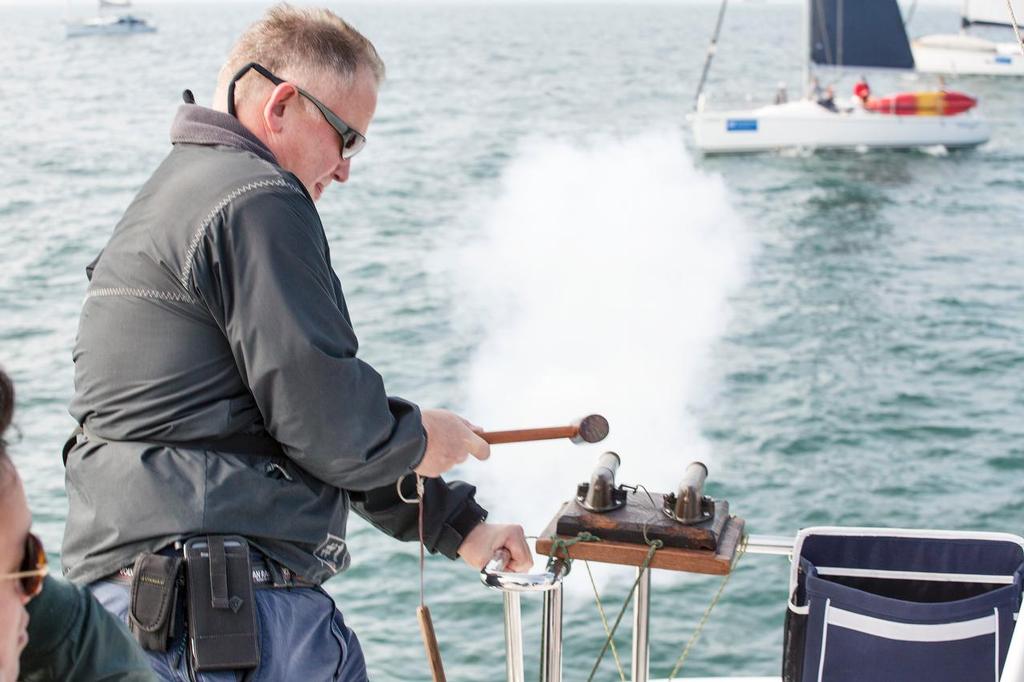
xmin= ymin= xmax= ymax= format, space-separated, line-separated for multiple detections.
xmin=396 ymin=474 xmax=427 ymax=606
xmin=584 ymin=561 xmax=628 ymax=682
xmin=667 ymin=535 xmax=750 ymax=681
xmin=692 ymin=0 xmax=730 ymax=112
xmin=418 ymin=475 xmax=426 ymax=607
xmin=904 ymin=0 xmax=919 ymax=27
xmin=586 ymin=539 xmax=663 ymax=682
xmin=1007 ymin=0 xmax=1024 ymax=55
xmin=549 ymin=532 xmax=601 ymax=563
xmin=634 ymin=484 xmax=665 ymax=548
xmin=837 ymin=0 xmax=843 ymax=71
xmin=812 ymin=0 xmax=834 ymax=67
xmin=634 ymin=483 xmax=659 ymax=510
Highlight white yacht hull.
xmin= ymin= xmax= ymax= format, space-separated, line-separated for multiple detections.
xmin=690 ymin=100 xmax=991 ymax=154
xmin=913 ymin=34 xmax=1024 ymax=76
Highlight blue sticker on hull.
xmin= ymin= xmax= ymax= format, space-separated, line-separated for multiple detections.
xmin=995 ymin=55 xmax=1012 ymax=64
xmin=727 ymin=119 xmax=758 ymax=132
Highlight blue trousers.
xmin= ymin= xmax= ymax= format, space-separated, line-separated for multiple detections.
xmin=89 ymin=580 xmax=368 ymax=682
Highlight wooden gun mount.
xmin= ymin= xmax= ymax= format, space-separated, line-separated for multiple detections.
xmin=536 ymin=491 xmax=745 ymax=575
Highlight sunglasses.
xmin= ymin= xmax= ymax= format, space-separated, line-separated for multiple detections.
xmin=227 ymin=62 xmax=367 ymax=160
xmin=1 ymin=532 xmax=47 ymax=600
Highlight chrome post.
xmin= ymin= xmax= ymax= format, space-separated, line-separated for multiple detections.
xmin=482 ymin=551 xmax=569 ymax=682
xmin=631 ymin=566 xmax=651 ymax=682
xmin=540 ymin=581 xmax=564 ymax=682
xmin=503 ymin=591 xmax=524 ymax=682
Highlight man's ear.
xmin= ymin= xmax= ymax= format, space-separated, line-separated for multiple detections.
xmin=263 ymin=83 xmax=300 ymax=134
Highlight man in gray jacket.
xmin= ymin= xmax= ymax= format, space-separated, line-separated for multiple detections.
xmin=62 ymin=5 xmax=531 ymax=680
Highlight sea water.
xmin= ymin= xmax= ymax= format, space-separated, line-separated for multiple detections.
xmin=1 ymin=2 xmax=1022 ymax=679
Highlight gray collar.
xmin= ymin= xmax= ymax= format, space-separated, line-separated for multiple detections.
xmin=169 ymin=104 xmax=277 ymax=165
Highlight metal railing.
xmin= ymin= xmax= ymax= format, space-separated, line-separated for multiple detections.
xmin=480 ymin=533 xmax=1024 ymax=682
xmin=479 ymin=536 xmax=792 ymax=682
xmin=481 ymin=549 xmax=570 ymax=682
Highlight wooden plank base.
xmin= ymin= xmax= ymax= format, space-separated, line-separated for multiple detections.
xmin=536 ymin=501 xmax=745 ymax=575
xmin=556 ymin=492 xmax=729 ymax=551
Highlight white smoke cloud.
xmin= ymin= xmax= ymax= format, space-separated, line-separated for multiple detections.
xmin=453 ymin=131 xmax=753 ymax=576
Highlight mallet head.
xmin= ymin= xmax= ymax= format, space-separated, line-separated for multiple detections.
xmin=571 ymin=414 xmax=609 ymax=444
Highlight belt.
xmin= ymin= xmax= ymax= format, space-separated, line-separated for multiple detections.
xmin=110 ymin=561 xmax=315 ymax=589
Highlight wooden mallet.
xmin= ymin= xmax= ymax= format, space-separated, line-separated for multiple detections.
xmin=480 ymin=414 xmax=609 ymax=445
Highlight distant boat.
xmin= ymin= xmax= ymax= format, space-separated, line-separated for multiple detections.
xmin=66 ymin=0 xmax=156 ymax=38
xmin=688 ymin=0 xmax=991 ymax=154
xmin=912 ymin=0 xmax=1024 ymax=76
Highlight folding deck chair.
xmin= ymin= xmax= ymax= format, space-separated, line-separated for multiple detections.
xmin=782 ymin=527 xmax=1024 ymax=682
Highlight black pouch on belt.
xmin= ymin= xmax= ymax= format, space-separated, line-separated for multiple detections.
xmin=128 ymin=552 xmax=184 ymax=652
xmin=183 ymin=535 xmax=260 ymax=672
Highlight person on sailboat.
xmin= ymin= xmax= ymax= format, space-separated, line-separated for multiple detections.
xmin=0 ymin=368 xmax=156 ymax=682
xmin=853 ymin=78 xmax=871 ymax=106
xmin=774 ymin=81 xmax=788 ymax=104
xmin=60 ymin=5 xmax=532 ymax=681
xmin=817 ymin=85 xmax=838 ymax=112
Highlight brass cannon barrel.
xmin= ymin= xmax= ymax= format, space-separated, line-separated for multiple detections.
xmin=669 ymin=461 xmax=710 ymax=524
xmin=583 ymin=452 xmax=620 ymax=512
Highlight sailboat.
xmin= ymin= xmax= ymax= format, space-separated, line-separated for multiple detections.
xmin=66 ymin=0 xmax=156 ymax=38
xmin=689 ymin=0 xmax=991 ymax=154
xmin=912 ymin=0 xmax=1024 ymax=76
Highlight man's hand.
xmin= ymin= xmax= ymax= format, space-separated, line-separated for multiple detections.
xmin=458 ymin=522 xmax=533 ymax=572
xmin=416 ymin=409 xmax=490 ymax=478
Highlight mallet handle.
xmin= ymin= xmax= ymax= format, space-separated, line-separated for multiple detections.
xmin=480 ymin=426 xmax=577 ymax=444
xmin=417 ymin=605 xmax=447 ymax=682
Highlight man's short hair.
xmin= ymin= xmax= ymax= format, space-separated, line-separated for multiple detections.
xmin=218 ymin=4 xmax=385 ymax=108
xmin=0 ymin=368 xmax=15 ymax=484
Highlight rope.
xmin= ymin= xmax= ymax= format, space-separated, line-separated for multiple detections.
xmin=586 ymin=538 xmax=663 ymax=682
xmin=666 ymin=535 xmax=749 ymax=680
xmin=584 ymin=561 xmax=628 ymax=682
xmin=544 ymin=530 xmax=641 ymax=682
xmin=397 ymin=474 xmax=427 ymax=606
xmin=549 ymin=531 xmax=601 ymax=563
xmin=417 ymin=475 xmax=426 ymax=607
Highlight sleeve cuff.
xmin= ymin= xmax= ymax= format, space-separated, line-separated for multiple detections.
xmin=434 ymin=498 xmax=488 ymax=560
xmin=408 ymin=425 xmax=427 ymax=473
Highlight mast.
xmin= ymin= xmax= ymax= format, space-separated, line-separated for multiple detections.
xmin=1008 ymin=0 xmax=1024 ymax=54
xmin=802 ymin=0 xmax=811 ymax=97
xmin=692 ymin=0 xmax=730 ymax=112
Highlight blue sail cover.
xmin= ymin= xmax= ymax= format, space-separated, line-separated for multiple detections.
xmin=809 ymin=0 xmax=915 ymax=70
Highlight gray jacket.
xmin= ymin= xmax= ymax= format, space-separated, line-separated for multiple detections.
xmin=62 ymin=103 xmax=486 ymax=586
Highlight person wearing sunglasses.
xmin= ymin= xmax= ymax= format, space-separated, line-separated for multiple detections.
xmin=0 ymin=369 xmax=155 ymax=682
xmin=0 ymin=375 xmax=41 ymax=682
xmin=61 ymin=5 xmax=530 ymax=681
